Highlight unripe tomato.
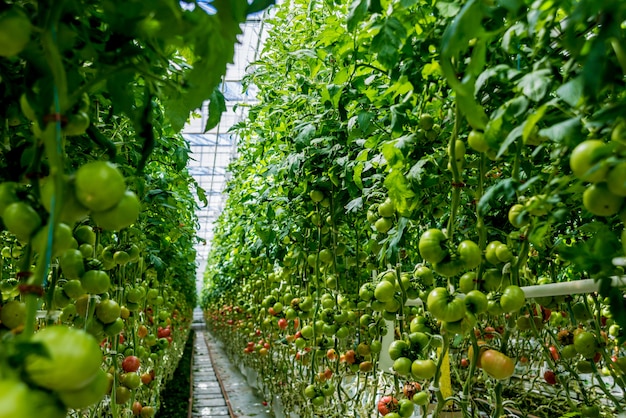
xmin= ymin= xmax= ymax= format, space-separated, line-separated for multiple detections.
xmin=457 ymin=240 xmax=481 ymax=269
xmin=0 ymin=8 xmax=32 ymax=57
xmin=467 ymin=129 xmax=489 ymax=152
xmin=418 ymin=229 xmax=448 ymax=264
xmin=31 ymin=222 xmax=75 ymax=258
xmin=411 ymin=359 xmax=437 ymax=379
xmin=0 ymin=379 xmax=65 ymax=418
xmin=91 ymin=190 xmax=141 ymax=231
xmin=569 ymin=140 xmax=610 ymax=183
xmin=95 ymin=299 xmax=121 ymax=324
xmin=374 ymin=217 xmax=393 ymax=233
xmin=427 ymin=287 xmax=466 ymax=322
xmin=40 ymin=176 xmax=89 ymax=224
xmin=412 ymin=391 xmax=429 ymax=406
xmin=57 ymin=368 xmax=108 ymax=409
xmin=25 ymin=326 xmax=103 ymax=392
xmin=2 ymin=201 xmax=41 ymax=242
xmin=499 ymin=285 xmax=526 ymax=313
xmin=75 ymin=161 xmax=126 ymax=212
xmin=378 ymin=197 xmax=396 ymax=218
xmin=59 ymin=249 xmax=85 ymax=280
xmin=583 ymin=183 xmax=623 ymax=217
xmin=0 ymin=300 xmax=26 ymax=329
xmin=81 ymin=270 xmax=111 ymax=294
xmin=480 ymin=350 xmax=515 ymax=380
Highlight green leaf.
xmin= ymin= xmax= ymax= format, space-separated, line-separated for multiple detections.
xmin=522 ymin=104 xmax=548 ymax=143
xmin=556 ymin=76 xmax=584 ymax=107
xmin=347 ymin=0 xmax=370 ymax=32
xmin=386 ymin=216 xmax=409 ymax=260
xmin=435 ymin=2 xmax=461 ymax=18
xmin=477 ymin=178 xmax=518 ymax=215
xmin=205 ymin=89 xmax=226 ymax=132
xmin=517 ymin=69 xmax=552 ymax=102
xmin=497 ymin=124 xmax=523 ymax=158
xmin=371 ymin=17 xmax=407 ymax=69
xmin=538 ymin=117 xmax=582 ymax=145
xmin=345 ymin=197 xmax=363 ymax=213
xmin=247 ymin=0 xmax=275 ymax=15
xmin=441 ymin=0 xmax=483 ymax=59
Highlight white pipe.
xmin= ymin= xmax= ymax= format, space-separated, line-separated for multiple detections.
xmin=520 ymin=276 xmax=626 ymax=299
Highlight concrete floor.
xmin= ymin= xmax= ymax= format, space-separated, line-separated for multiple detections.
xmin=191 ymin=309 xmax=273 ymax=418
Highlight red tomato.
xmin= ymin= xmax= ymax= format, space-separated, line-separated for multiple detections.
xmin=549 ymin=345 xmax=560 ymax=361
xmin=377 ymin=395 xmax=398 ymax=415
xmin=122 ymin=356 xmax=141 ymax=373
xmin=544 ymin=370 xmax=557 ymax=385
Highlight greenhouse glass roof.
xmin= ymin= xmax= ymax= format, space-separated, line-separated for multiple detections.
xmin=182 ymin=10 xmax=271 ymax=292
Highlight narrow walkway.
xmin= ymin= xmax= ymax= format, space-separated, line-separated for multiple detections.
xmin=190 ymin=308 xmax=273 ymax=418
xmin=191 ymin=310 xmax=231 ymax=418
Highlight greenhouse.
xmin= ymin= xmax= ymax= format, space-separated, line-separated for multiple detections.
xmin=1 ymin=0 xmax=626 ymax=418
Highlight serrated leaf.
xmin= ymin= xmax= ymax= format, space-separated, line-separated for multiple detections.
xmin=386 ymin=216 xmax=409 ymax=260
xmin=345 ymin=197 xmax=363 ymax=213
xmin=371 ymin=17 xmax=407 ymax=68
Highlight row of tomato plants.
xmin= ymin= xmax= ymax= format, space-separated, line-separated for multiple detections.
xmin=0 ymin=0 xmax=266 ymax=415
xmin=202 ymin=0 xmax=626 ymax=417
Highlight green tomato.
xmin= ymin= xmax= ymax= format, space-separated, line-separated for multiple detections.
xmin=393 ymin=356 xmax=413 ymax=376
xmin=465 ymin=290 xmax=488 ymax=314
xmin=25 ymin=326 xmax=104 ymax=392
xmin=59 ymin=249 xmax=85 ymax=280
xmin=499 ymin=285 xmax=526 ymax=313
xmin=427 ymin=287 xmax=466 ymax=322
xmin=31 ymin=222 xmax=75 ymax=258
xmin=433 ymin=258 xmax=465 ymax=277
xmin=573 ymin=331 xmax=598 ymax=358
xmin=57 ymin=368 xmax=108 ymax=409
xmin=2 ymin=201 xmax=41 ymax=243
xmin=378 ymin=197 xmax=396 ymax=218
xmin=607 ymin=161 xmax=626 ymax=196
xmin=467 ymin=129 xmax=489 ymax=152
xmin=40 ymin=176 xmax=89 ymax=224
xmin=0 ymin=379 xmax=66 ymax=418
xmin=374 ymin=280 xmax=396 ymax=303
xmin=412 ymin=391 xmax=429 ymax=406
xmin=457 ymin=240 xmax=481 ymax=269
xmin=418 ymin=229 xmax=448 ymax=264
xmin=81 ymin=270 xmax=111 ymax=294
xmin=569 ymin=139 xmax=610 ymax=183
xmin=388 ymin=340 xmax=410 ymax=360
xmin=0 ymin=8 xmax=32 ymax=57
xmin=583 ymin=182 xmax=623 ymax=217
xmin=508 ymin=204 xmax=530 ymax=228
xmin=408 ymin=332 xmax=430 ymax=353
xmin=459 ymin=271 xmax=479 ymax=293
xmin=75 ymin=161 xmax=126 ymax=212
xmin=482 ymin=268 xmax=509 ymax=292
xmin=91 ymin=190 xmax=141 ymax=231
xmin=413 ymin=265 xmax=434 ymax=286
xmin=0 ymin=182 xmax=19 ymax=214
xmin=411 ymin=359 xmax=437 ymax=379
xmin=485 ymin=241 xmax=503 ymax=265
xmin=398 ymin=399 xmax=415 ymax=418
